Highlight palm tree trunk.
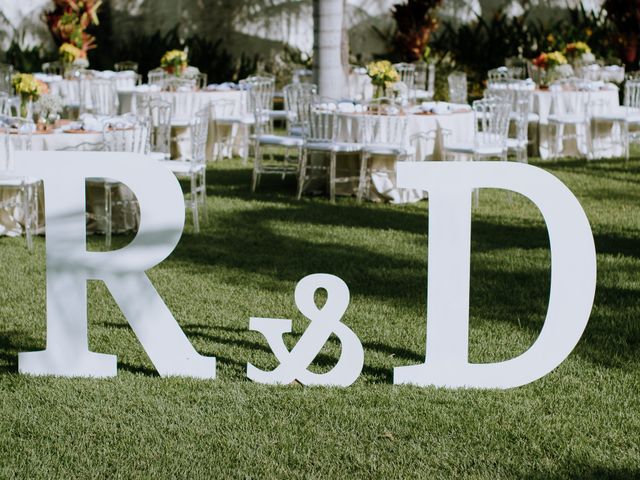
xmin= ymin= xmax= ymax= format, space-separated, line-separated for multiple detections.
xmin=313 ymin=0 xmax=346 ymax=99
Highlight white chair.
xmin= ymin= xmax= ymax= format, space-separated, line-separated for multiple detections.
xmin=410 ymin=130 xmax=451 ymax=162
xmin=210 ymin=99 xmax=238 ymax=161
xmin=160 ymin=107 xmax=208 ymax=233
xmin=0 ymin=116 xmax=40 ymax=251
xmin=448 ymin=71 xmax=468 ymax=104
xmin=216 ymin=77 xmax=273 ymax=165
xmin=251 ymin=86 xmax=304 ymax=193
xmin=590 ymin=79 xmax=640 ymax=160
xmin=90 ymin=79 xmax=119 ymax=116
xmin=393 ymin=63 xmax=417 ymax=103
xmin=413 ymin=61 xmax=436 ymax=101
xmin=507 ymin=90 xmax=533 ymax=163
xmin=487 ymin=67 xmax=511 ymax=86
xmin=42 ymin=61 xmax=64 ymax=76
xmin=114 ymin=61 xmax=138 ymax=73
xmin=547 ymin=80 xmax=592 ymax=160
xmin=444 ymin=98 xmax=510 ymax=162
xmin=357 ymin=99 xmax=412 ymax=203
xmin=0 ymin=64 xmax=13 ymax=94
xmin=96 ymin=116 xmax=150 ymax=247
xmin=148 ymin=68 xmax=167 ymax=88
xmin=298 ymin=100 xmax=362 ymax=203
xmin=143 ymin=97 xmax=173 ymax=160
xmin=283 ymin=83 xmax=317 ymax=137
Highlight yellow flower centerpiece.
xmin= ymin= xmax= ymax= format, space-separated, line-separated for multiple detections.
xmin=160 ymin=50 xmax=188 ymax=76
xmin=12 ymin=73 xmax=49 ymax=118
xmin=564 ymin=42 xmax=591 ymax=58
xmin=59 ymin=42 xmax=87 ymax=65
xmin=531 ymin=51 xmax=572 ymax=87
xmin=366 ymin=60 xmax=400 ymax=98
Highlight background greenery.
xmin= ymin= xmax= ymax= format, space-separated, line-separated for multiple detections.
xmin=0 ymin=157 xmax=638 ymax=478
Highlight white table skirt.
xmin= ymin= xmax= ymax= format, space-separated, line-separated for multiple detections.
xmin=532 ymin=88 xmax=622 ymax=159
xmin=324 ymin=111 xmax=474 ymax=204
xmin=119 ymin=90 xmax=247 ymax=160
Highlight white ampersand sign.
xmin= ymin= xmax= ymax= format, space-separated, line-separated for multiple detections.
xmin=247 ymin=274 xmax=364 ymax=387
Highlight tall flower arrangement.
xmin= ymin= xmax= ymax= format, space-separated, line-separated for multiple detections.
xmin=12 ymin=74 xmax=49 ymax=118
xmin=45 ymin=0 xmax=102 ymax=65
xmin=366 ymin=61 xmax=400 ymax=98
xmin=391 ymin=0 xmax=442 ymax=62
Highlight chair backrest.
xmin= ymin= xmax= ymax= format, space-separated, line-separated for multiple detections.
xmin=410 ymin=130 xmax=446 ymax=161
xmin=293 ymin=69 xmax=313 ymax=85
xmin=393 ymin=63 xmax=416 ymax=90
xmin=144 ymin=98 xmax=172 ymax=155
xmin=0 ymin=116 xmax=34 ymax=171
xmin=448 ymin=71 xmax=468 ymax=104
xmin=413 ymin=61 xmax=436 ymax=96
xmin=210 ymin=99 xmax=236 ymax=119
xmin=103 ymin=115 xmax=150 ymax=154
xmin=0 ymin=64 xmax=13 ymax=94
xmin=114 ymin=61 xmax=138 ymax=73
xmin=550 ymin=80 xmax=590 ymax=118
xmin=90 ymin=79 xmax=119 ymax=116
xmin=362 ymin=98 xmax=407 ymax=146
xmin=114 ymin=71 xmax=141 ymax=91
xmin=0 ymin=93 xmax=11 ymax=116
xmin=190 ymin=107 xmax=209 ymax=165
xmin=472 ymin=98 xmax=510 ymax=149
xmin=42 ymin=61 xmax=64 ymax=76
xmin=512 ymin=90 xmax=532 ymax=143
xmin=487 ymin=67 xmax=511 ymax=86
xmin=624 ymin=80 xmax=640 ymax=109
xmin=196 ymin=73 xmax=208 ymax=90
xmin=242 ymin=77 xmax=275 ymax=134
xmin=306 ymin=98 xmax=340 ymax=144
xmin=148 ymin=68 xmax=167 ymax=88
xmin=284 ymin=83 xmax=317 ymax=135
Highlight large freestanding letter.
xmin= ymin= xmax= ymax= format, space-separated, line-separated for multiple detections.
xmin=394 ymin=162 xmax=597 ymax=389
xmin=15 ymin=152 xmax=215 ymax=379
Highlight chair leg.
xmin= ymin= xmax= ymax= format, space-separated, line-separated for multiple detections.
xmin=200 ymin=169 xmax=207 ymax=224
xmin=105 ymin=183 xmax=112 ymax=249
xmin=23 ymin=184 xmax=33 ymax=252
xmin=242 ymin=125 xmax=250 ymax=165
xmin=191 ymin=174 xmax=200 ymax=234
xmin=297 ymin=149 xmax=308 ymax=200
xmin=252 ymin=142 xmax=261 ymax=193
xmin=329 ymin=151 xmax=337 ymax=204
xmin=356 ymin=153 xmax=368 ymax=204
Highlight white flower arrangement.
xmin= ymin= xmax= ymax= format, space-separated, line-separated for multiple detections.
xmin=35 ymin=94 xmax=64 ymax=119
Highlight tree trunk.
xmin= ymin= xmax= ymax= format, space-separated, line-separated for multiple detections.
xmin=313 ymin=0 xmax=345 ymax=99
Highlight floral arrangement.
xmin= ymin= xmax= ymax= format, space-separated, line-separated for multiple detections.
xmin=532 ymin=51 xmax=568 ymax=70
xmin=46 ymin=0 xmax=102 ymax=63
xmin=12 ymin=74 xmax=49 ymax=118
xmin=59 ymin=42 xmax=86 ymax=64
xmin=366 ymin=60 xmax=400 ymax=89
xmin=564 ymin=42 xmax=596 ymax=65
xmin=36 ymin=94 xmax=64 ymax=121
xmin=161 ymin=50 xmax=188 ymax=76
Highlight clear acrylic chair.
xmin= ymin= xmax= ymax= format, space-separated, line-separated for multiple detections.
xmin=487 ymin=67 xmax=511 ymax=86
xmin=0 ymin=64 xmax=13 ymax=93
xmin=283 ymin=83 xmax=318 ymax=137
xmin=210 ymin=99 xmax=237 ymax=161
xmin=298 ymin=99 xmax=362 ymax=203
xmin=148 ymin=68 xmax=167 ymax=88
xmin=413 ymin=61 xmax=436 ymax=101
xmin=547 ymin=80 xmax=592 ymax=160
xmin=393 ymin=63 xmax=417 ymax=103
xmin=42 ymin=61 xmax=64 ymax=76
xmin=448 ymin=71 xmax=468 ymax=104
xmin=97 ymin=116 xmax=150 ymax=246
xmin=357 ymin=98 xmax=411 ymax=203
xmin=159 ymin=107 xmax=208 ymax=233
xmin=444 ymin=98 xmax=510 ymax=162
xmin=507 ymin=90 xmax=533 ymax=163
xmin=144 ymin=98 xmax=173 ymax=160
xmin=251 ymin=88 xmax=304 ymax=193
xmin=90 ymin=79 xmax=119 ymax=116
xmin=0 ymin=116 xmax=40 ymax=251
xmin=590 ymin=79 xmax=640 ymax=160
xmin=114 ymin=61 xmax=138 ymax=73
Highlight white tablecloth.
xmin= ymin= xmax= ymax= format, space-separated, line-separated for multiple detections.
xmin=533 ymin=88 xmax=621 ymax=159
xmin=327 ymin=111 xmax=474 ymax=203
xmin=119 ymin=89 xmax=247 ymax=160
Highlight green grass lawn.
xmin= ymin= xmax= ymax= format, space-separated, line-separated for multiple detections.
xmin=0 ymin=158 xmax=639 ymax=479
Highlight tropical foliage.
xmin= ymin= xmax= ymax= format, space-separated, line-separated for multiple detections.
xmin=44 ymin=0 xmax=102 ymax=56
xmin=390 ymin=0 xmax=442 ymax=62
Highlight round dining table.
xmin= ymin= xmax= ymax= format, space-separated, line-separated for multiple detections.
xmin=324 ymin=108 xmax=474 ymax=204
